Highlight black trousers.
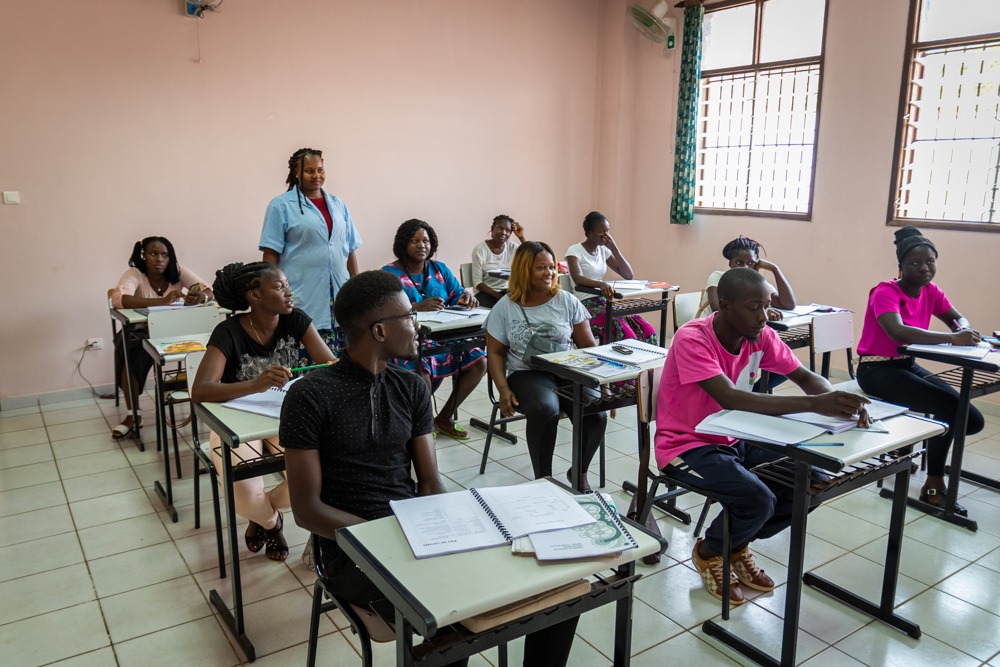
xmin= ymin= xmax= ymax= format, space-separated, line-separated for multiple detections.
xmin=322 ymin=539 xmax=579 ymax=667
xmin=857 ymin=358 xmax=985 ymax=476
xmin=506 ymin=370 xmax=607 ymax=479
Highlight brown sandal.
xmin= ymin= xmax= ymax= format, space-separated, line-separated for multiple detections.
xmin=245 ymin=521 xmax=265 ymax=553
xmin=262 ymin=512 xmax=288 ymax=562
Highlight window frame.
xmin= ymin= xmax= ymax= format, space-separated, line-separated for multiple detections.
xmin=887 ymin=0 xmax=1000 ymax=233
xmin=694 ymin=0 xmax=831 ymax=220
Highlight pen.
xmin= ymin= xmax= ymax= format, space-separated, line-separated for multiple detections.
xmin=807 ymin=443 xmax=845 ymax=447
xmin=288 ymin=362 xmax=334 ymax=373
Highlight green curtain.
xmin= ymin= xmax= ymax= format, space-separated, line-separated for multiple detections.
xmin=669 ymin=4 xmax=705 ymax=225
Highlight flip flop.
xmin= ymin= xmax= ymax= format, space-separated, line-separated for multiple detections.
xmin=435 ymin=420 xmax=470 ymax=440
xmin=111 ymin=416 xmax=141 ymax=440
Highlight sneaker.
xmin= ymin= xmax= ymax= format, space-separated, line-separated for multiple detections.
xmin=691 ymin=538 xmax=744 ymax=605
xmin=730 ymin=546 xmax=775 ymax=592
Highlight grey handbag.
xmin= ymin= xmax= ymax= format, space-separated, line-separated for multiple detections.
xmin=517 ymin=303 xmax=570 ymax=364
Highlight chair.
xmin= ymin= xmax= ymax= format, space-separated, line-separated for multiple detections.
xmin=477 ymin=376 xmax=527 ymax=474
xmin=671 ymin=291 xmax=703 ymax=333
xmin=558 ymin=273 xmax=574 ymax=293
xmin=459 ymin=262 xmax=474 ymax=289
xmin=810 ymin=310 xmax=855 ymax=379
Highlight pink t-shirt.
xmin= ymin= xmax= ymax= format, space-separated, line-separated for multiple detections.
xmin=654 ymin=313 xmax=801 ymax=468
xmin=856 ymin=280 xmax=952 ymax=357
xmin=109 ymin=265 xmax=209 ymax=308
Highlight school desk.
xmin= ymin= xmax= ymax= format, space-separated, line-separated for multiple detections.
xmin=574 ymin=282 xmax=677 ymax=346
xmin=703 ymin=414 xmax=945 ymax=667
xmin=879 ymin=344 xmax=1000 ymax=531
xmin=336 ymin=479 xmax=664 ymax=666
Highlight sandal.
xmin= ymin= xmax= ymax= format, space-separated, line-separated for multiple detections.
xmin=434 ymin=419 xmax=470 ymax=440
xmin=111 ymin=413 xmax=142 ymax=440
xmin=919 ymin=487 xmax=968 ymax=517
xmin=566 ymin=468 xmax=592 ymax=493
xmin=262 ymin=512 xmax=289 ymax=562
xmin=245 ymin=521 xmax=266 ymax=553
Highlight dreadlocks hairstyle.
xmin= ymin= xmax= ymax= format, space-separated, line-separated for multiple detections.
xmin=334 ymin=270 xmax=407 ymax=340
xmin=894 ymin=225 xmax=938 ymax=264
xmin=285 ymin=147 xmax=324 ymax=215
xmin=582 ymin=211 xmax=608 ymax=233
xmin=392 ymin=219 xmax=439 ymax=263
xmin=493 ymin=214 xmax=514 ymax=227
xmin=721 ymin=236 xmax=766 ymax=261
xmin=128 ymin=237 xmax=181 ymax=284
xmin=212 ymin=262 xmax=279 ymax=312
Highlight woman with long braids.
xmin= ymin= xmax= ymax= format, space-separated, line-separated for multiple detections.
xmin=109 ymin=236 xmax=213 ymax=439
xmin=259 ymin=147 xmax=362 ymax=360
xmin=192 ymin=261 xmax=335 ymax=561
xmin=856 ymin=226 xmax=984 ymax=514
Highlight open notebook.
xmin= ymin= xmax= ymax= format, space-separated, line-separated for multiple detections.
xmin=220 ymin=377 xmax=301 ymax=419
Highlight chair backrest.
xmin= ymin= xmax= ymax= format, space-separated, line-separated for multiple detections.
xmin=636 ymin=361 xmax=665 ymax=426
xmin=147 ymin=306 xmax=221 ymax=339
xmin=185 ymin=350 xmax=206 ymax=394
xmin=811 ymin=310 xmax=854 ymax=356
xmin=558 ymin=273 xmax=574 ymax=293
xmin=459 ymin=262 xmax=474 ymax=289
xmin=672 ymin=291 xmax=703 ymax=332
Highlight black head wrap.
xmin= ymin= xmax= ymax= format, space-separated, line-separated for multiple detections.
xmin=894 ymin=226 xmax=937 ymax=263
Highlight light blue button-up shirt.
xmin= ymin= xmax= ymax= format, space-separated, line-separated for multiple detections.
xmin=259 ymin=189 xmax=362 ymax=330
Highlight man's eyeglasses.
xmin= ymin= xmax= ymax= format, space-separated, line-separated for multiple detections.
xmin=370 ymin=311 xmax=419 ymax=330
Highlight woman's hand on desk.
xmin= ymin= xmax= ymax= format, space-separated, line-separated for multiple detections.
xmin=598 ymin=282 xmax=615 ymax=299
xmin=456 ymin=292 xmax=478 ymax=309
xmin=812 ymin=391 xmax=870 ymax=418
xmin=952 ymin=329 xmax=982 ymax=346
xmin=766 ymin=307 xmax=783 ymax=321
xmin=160 ymin=290 xmax=185 ymax=305
xmin=498 ymin=387 xmax=519 ymax=418
xmin=415 ymin=297 xmax=445 ymax=312
xmin=252 ymin=365 xmax=293 ymax=393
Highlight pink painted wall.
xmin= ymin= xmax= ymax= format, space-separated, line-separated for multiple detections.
xmin=0 ymin=0 xmax=605 ymax=399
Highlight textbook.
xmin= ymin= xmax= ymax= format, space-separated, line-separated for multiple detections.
xmin=540 ymin=340 xmax=667 ymax=380
xmin=220 ymin=377 xmax=302 ymax=420
xmin=155 ymin=340 xmax=207 ymax=355
xmin=513 ymin=493 xmax=638 ymax=560
xmin=390 ymin=480 xmax=597 ymax=559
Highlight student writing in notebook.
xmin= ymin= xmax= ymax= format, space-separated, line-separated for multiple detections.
xmin=470 ymin=213 xmax=525 ymax=307
xmin=283 ymin=271 xmax=579 ymax=666
xmin=565 ymin=211 xmax=657 ymax=345
xmin=856 ymin=226 xmax=984 ymax=514
xmin=191 ymin=262 xmax=335 ymax=562
xmin=655 ymin=268 xmax=867 ymax=606
xmin=259 ymin=147 xmax=362 ymax=360
xmin=382 ymin=219 xmax=486 ymax=440
xmin=108 ymin=236 xmax=213 ymax=439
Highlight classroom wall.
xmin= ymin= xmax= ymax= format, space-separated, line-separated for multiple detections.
xmin=0 ymin=0 xmax=607 ymax=400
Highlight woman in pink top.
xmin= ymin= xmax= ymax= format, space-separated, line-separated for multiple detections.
xmin=856 ymin=226 xmax=984 ymax=514
xmin=109 ymin=236 xmax=213 ymax=439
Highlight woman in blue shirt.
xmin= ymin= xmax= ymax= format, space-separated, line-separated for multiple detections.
xmin=382 ymin=219 xmax=487 ymax=440
xmin=259 ymin=147 xmax=362 ymax=360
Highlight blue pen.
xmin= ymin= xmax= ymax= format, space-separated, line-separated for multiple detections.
xmin=808 ymin=443 xmax=845 ymax=447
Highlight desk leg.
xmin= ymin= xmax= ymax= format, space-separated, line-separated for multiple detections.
xmin=820 ymin=351 xmax=831 ymax=379
xmin=395 ymin=610 xmax=415 ymax=667
xmin=602 ymin=299 xmax=612 ymax=345
xmin=119 ymin=326 xmax=143 ymax=450
xmin=658 ymin=296 xmax=668 ymax=346
xmin=570 ymin=384 xmax=584 ymax=492
xmin=612 ymin=562 xmax=635 ymax=667
xmin=210 ymin=441 xmax=255 ymax=662
xmin=152 ymin=368 xmax=178 ymax=523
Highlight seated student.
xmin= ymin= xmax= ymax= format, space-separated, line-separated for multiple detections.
xmin=697 ymin=236 xmax=795 ymax=319
xmin=856 ymin=226 xmax=984 ymax=515
xmin=565 ymin=211 xmax=657 ymax=345
xmin=109 ymin=236 xmax=213 ymax=439
xmin=283 ymin=271 xmax=579 ymax=667
xmin=192 ymin=262 xmax=335 ymax=562
xmin=486 ymin=241 xmax=607 ymax=490
xmin=382 ymin=219 xmax=487 ymax=440
xmin=471 ymin=214 xmax=526 ymax=307
xmin=655 ymin=268 xmax=868 ymax=604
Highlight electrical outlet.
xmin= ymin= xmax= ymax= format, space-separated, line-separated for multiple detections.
xmin=86 ymin=338 xmax=103 ymax=351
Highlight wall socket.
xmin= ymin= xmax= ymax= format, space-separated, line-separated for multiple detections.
xmin=86 ymin=338 xmax=103 ymax=351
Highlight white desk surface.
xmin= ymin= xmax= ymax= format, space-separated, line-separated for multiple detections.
xmin=197 ymin=401 xmax=280 ymax=446
xmin=419 ymin=312 xmax=489 ymax=333
xmin=799 ymin=414 xmax=945 ymax=469
xmin=577 ymin=283 xmax=677 ymax=302
xmin=113 ymin=305 xmax=234 ymax=326
xmin=342 ymin=495 xmax=660 ymax=629
xmin=535 ymin=340 xmax=668 ymax=385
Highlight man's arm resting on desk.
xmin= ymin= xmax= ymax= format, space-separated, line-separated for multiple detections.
xmin=285 ymin=449 xmax=365 ymax=540
xmin=698 ymin=365 xmax=867 ymax=419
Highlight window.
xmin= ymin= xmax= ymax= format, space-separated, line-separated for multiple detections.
xmin=890 ymin=0 xmax=1000 ymax=228
xmin=695 ymin=0 xmax=828 ymax=216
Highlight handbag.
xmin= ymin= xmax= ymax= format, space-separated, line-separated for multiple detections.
xmin=517 ymin=303 xmax=571 ymax=364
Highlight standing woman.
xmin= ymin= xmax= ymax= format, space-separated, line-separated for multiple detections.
xmin=382 ymin=219 xmax=487 ymax=440
xmin=192 ymin=262 xmax=335 ymax=561
xmin=856 ymin=226 xmax=984 ymax=514
xmin=470 ymin=214 xmax=526 ymax=307
xmin=565 ymin=211 xmax=657 ymax=345
xmin=109 ymin=236 xmax=213 ymax=439
xmin=259 ymin=147 xmax=362 ymax=360
xmin=486 ymin=241 xmax=607 ymax=489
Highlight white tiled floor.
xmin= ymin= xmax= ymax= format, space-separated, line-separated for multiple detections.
xmin=3 ymin=383 xmax=1000 ymax=666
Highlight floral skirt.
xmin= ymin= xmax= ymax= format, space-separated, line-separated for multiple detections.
xmin=583 ymin=297 xmax=658 ymax=346
xmin=391 ymin=340 xmax=486 ymax=391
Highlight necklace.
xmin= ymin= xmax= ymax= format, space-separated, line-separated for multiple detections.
xmin=248 ymin=316 xmax=264 ymax=346
xmin=149 ymin=276 xmax=166 ymax=295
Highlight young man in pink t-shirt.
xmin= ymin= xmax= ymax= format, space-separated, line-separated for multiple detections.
xmin=655 ymin=268 xmax=868 ymax=605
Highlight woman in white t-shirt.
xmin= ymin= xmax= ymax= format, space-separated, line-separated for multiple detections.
xmin=697 ymin=236 xmax=796 ymax=319
xmin=564 ymin=211 xmax=657 ymax=345
xmin=470 ymin=214 xmax=526 ymax=307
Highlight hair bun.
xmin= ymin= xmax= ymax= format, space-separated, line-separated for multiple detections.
xmin=894 ymin=226 xmax=923 ymax=246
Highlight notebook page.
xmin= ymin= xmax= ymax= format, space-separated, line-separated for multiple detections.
xmin=477 ymin=481 xmax=596 ymax=538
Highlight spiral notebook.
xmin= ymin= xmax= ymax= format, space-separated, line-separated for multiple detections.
xmin=221 ymin=377 xmax=302 ymax=419
xmin=390 ymin=480 xmax=597 ymax=559
xmin=514 ymin=492 xmax=638 ymax=560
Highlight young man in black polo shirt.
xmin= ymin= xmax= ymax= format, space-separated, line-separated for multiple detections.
xmin=283 ymin=270 xmax=578 ymax=667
